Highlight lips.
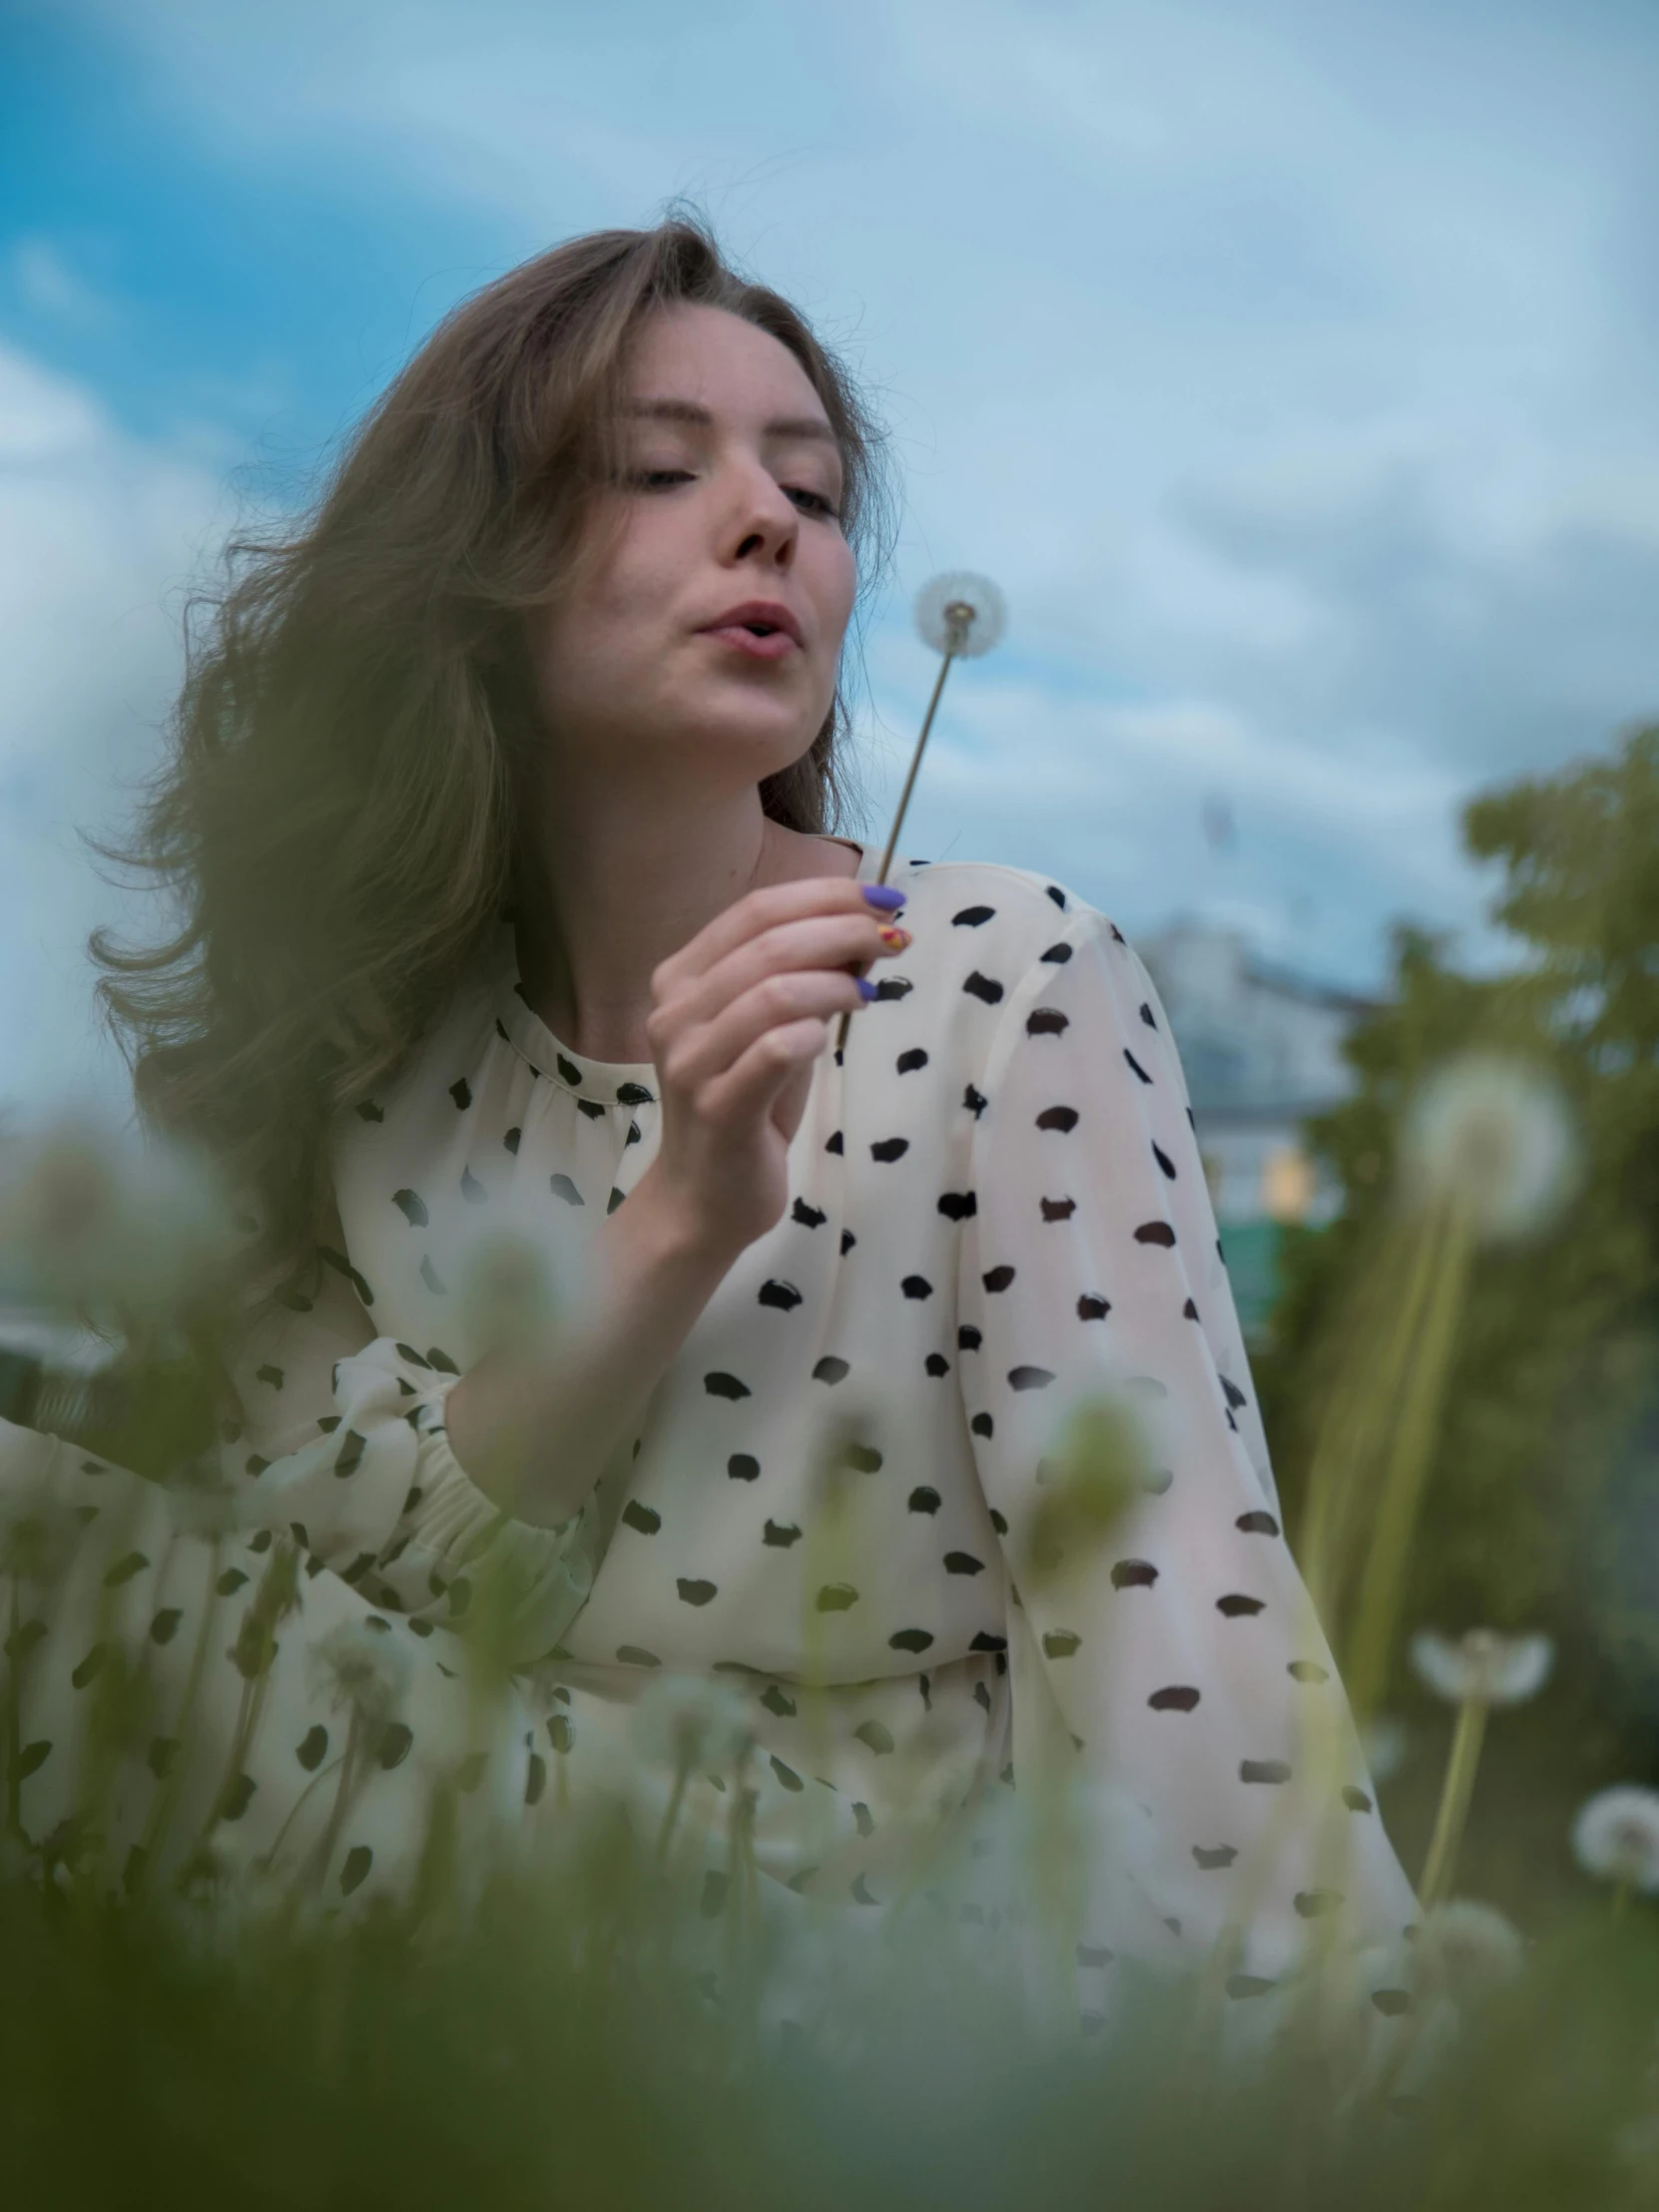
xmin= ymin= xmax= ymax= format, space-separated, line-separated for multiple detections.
xmin=697 ymin=600 xmax=805 ymax=658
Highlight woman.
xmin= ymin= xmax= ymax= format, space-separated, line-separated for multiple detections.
xmin=1 ymin=220 xmax=1416 ymax=2021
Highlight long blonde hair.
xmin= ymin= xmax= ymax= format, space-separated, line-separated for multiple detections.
xmin=90 ymin=216 xmax=892 ymax=1326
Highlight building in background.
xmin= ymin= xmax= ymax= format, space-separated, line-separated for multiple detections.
xmin=1137 ymin=917 xmax=1379 ymax=1342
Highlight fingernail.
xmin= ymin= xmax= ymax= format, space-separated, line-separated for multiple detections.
xmin=856 ymin=976 xmax=880 ymax=1000
xmin=877 ymin=924 xmax=912 ymax=951
xmin=861 ymin=884 xmax=906 ymax=910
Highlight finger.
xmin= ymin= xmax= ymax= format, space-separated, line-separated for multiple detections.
xmin=669 ymin=909 xmax=905 ymax=1035
xmin=654 ymin=875 xmax=900 ymax=997
xmin=665 ymin=968 xmax=869 ymax=1097
xmin=696 ymin=1015 xmax=831 ymax=1128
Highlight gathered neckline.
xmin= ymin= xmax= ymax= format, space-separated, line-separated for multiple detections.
xmin=490 ymin=838 xmax=876 ymax=1107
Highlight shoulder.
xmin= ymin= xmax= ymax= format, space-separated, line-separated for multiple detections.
xmin=879 ymin=853 xmax=1186 ymax=1087
xmin=887 ymin=853 xmax=1134 ymax=978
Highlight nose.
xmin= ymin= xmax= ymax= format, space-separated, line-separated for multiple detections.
xmin=720 ymin=454 xmax=800 ymax=572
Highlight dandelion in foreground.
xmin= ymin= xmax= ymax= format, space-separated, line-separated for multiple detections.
xmin=1572 ymin=1787 xmax=1659 ymax=1907
xmin=631 ymin=1673 xmax=754 ymax=1775
xmin=1022 ymin=1395 xmax=1148 ymax=1591
xmin=631 ymin=1673 xmax=755 ymax=1861
xmin=1414 ymin=1898 xmax=1527 ymax=2000
xmin=0 ymin=1483 xmax=83 ymax=1590
xmin=1361 ymin=1715 xmax=1409 ymax=1785
xmin=307 ymin=1619 xmax=412 ymax=1727
xmin=1411 ymin=1630 xmax=1553 ymax=1911
xmin=456 ymin=1229 xmax=563 ymax=1361
xmin=1409 ymin=1628 xmax=1554 ymax=1706
xmin=1399 ymin=1052 xmax=1577 ymax=1243
xmin=0 ymin=1116 xmax=240 ymax=1320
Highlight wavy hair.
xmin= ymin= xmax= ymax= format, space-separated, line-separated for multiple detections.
xmin=90 ymin=216 xmax=892 ymax=1333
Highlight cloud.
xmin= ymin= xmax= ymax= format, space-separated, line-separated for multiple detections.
xmin=0 ymin=342 xmax=227 ymax=1119
xmin=850 ymin=651 xmax=1477 ymax=985
xmin=30 ymin=0 xmax=1659 ymax=999
xmin=10 ymin=240 xmax=117 ymax=332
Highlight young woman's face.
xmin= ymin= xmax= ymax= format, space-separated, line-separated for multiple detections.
xmin=525 ymin=302 xmax=857 ymax=793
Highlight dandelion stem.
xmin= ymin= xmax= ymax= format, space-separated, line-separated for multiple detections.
xmin=655 ymin=1758 xmax=691 ymax=1863
xmin=1613 ymin=1880 xmax=1630 ymax=1921
xmin=3 ymin=1581 xmax=21 ymax=1838
xmin=831 ymin=647 xmax=958 ymax=1055
xmin=1300 ymin=1210 xmax=1447 ymax=1628
xmin=1344 ymin=1202 xmax=1474 ymax=1722
xmin=1418 ymin=1695 xmax=1488 ymax=1911
xmin=876 ymin=647 xmax=959 ymax=888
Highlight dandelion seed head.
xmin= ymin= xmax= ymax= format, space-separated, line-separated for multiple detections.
xmin=0 ymin=1484 xmax=83 ymax=1589
xmin=1022 ymin=1394 xmax=1149 ymax=1591
xmin=913 ymin=571 xmax=1007 ymax=660
xmin=456 ymin=1229 xmax=564 ymax=1360
xmin=1361 ymin=1715 xmax=1409 ymax=1784
xmin=307 ymin=1619 xmax=412 ymax=1726
xmin=1572 ymin=1787 xmax=1659 ymax=1892
xmin=630 ymin=1672 xmax=754 ymax=1775
xmin=1416 ymin=1899 xmax=1527 ymax=1998
xmin=0 ymin=1117 xmax=240 ymax=1321
xmin=1399 ymin=1053 xmax=1577 ymax=1243
xmin=1409 ymin=1627 xmax=1553 ymax=1706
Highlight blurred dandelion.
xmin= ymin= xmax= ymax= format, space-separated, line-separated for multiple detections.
xmin=1410 ymin=1629 xmax=1554 ymax=1706
xmin=1021 ymin=1394 xmax=1148 ymax=1593
xmin=1336 ymin=1056 xmax=1568 ymax=1725
xmin=631 ymin=1673 xmax=754 ymax=1862
xmin=0 ymin=1483 xmax=83 ymax=1590
xmin=307 ymin=1619 xmax=411 ymax=1728
xmin=456 ymin=1231 xmax=560 ymax=1353
xmin=1571 ymin=1787 xmax=1659 ymax=1909
xmin=0 ymin=1116 xmax=240 ymax=1326
xmin=1361 ymin=1715 xmax=1409 ymax=1785
xmin=1399 ymin=1053 xmax=1577 ymax=1244
xmin=631 ymin=1673 xmax=753 ymax=1776
xmin=1414 ymin=1898 xmax=1527 ymax=2001
xmin=1411 ymin=1631 xmax=1552 ymax=1910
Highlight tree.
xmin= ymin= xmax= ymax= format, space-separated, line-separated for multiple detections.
xmin=1255 ymin=725 xmax=1659 ymax=1913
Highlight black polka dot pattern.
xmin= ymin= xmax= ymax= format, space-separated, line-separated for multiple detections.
xmin=0 ymin=846 xmax=1415 ymax=2006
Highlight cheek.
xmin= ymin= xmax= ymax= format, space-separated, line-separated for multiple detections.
xmin=528 ymin=510 xmax=676 ymax=702
xmin=811 ymin=535 xmax=859 ymax=647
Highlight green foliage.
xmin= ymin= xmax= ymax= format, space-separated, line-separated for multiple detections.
xmin=1257 ymin=726 xmax=1659 ymax=1911
xmin=5 ymin=1832 xmax=1659 ymax=2210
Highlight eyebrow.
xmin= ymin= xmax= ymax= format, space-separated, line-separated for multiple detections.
xmin=621 ymin=397 xmax=838 ymax=445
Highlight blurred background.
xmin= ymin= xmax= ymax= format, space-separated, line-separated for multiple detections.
xmin=2 ymin=1 xmax=1658 ymax=1912
xmin=1 ymin=2 xmax=1653 ymax=1099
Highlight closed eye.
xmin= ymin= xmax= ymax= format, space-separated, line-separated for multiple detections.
xmin=627 ymin=468 xmax=838 ymax=519
xmin=787 ymin=485 xmax=840 ymax=519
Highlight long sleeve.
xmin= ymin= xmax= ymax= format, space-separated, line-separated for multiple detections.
xmin=955 ymin=905 xmax=1419 ymax=1996
xmin=221 ymin=1228 xmax=592 ymax=1666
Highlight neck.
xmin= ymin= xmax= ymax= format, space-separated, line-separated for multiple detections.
xmin=511 ymin=770 xmax=854 ymax=1064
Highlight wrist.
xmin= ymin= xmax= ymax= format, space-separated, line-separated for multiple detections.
xmin=608 ymin=1165 xmax=743 ymax=1285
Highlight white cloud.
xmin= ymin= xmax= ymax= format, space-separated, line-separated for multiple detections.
xmin=11 ymin=240 xmax=116 ymax=332
xmin=0 ymin=343 xmax=227 ymax=1119
xmin=38 ymin=0 xmax=1659 ymax=997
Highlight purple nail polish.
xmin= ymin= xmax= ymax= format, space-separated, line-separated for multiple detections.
xmin=856 ymin=976 xmax=880 ymax=1000
xmin=861 ymin=884 xmax=906 ymax=910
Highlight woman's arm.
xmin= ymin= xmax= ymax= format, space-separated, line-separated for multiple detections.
xmin=443 ymin=871 xmax=910 ymax=1525
xmin=955 ymin=900 xmax=1419 ymax=1983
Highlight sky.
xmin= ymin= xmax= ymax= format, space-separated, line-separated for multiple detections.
xmin=2 ymin=0 xmax=1657 ymax=1118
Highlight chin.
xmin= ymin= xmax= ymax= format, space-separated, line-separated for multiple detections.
xmin=663 ymin=691 xmax=826 ymax=776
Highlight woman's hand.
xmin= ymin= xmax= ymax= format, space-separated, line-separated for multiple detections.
xmin=447 ymin=874 xmax=907 ymax=1524
xmin=633 ymin=876 xmax=909 ymax=1262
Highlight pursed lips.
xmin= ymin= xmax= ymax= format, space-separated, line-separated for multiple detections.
xmin=697 ymin=601 xmax=806 ymax=661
